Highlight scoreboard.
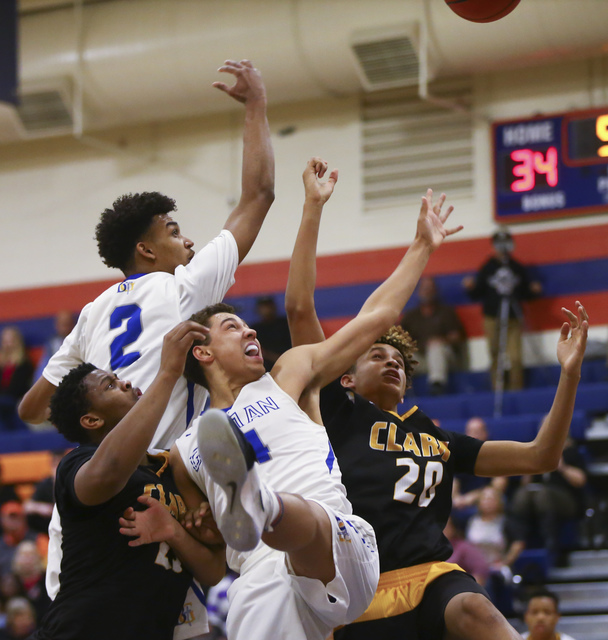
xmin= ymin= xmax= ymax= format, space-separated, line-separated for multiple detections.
xmin=493 ymin=107 xmax=608 ymax=222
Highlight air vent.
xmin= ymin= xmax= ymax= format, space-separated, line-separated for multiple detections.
xmin=361 ymin=78 xmax=474 ymax=211
xmin=15 ymin=79 xmax=73 ymax=137
xmin=351 ymin=25 xmax=425 ymax=91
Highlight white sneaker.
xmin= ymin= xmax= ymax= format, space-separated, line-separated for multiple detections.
xmin=197 ymin=409 xmax=268 ymax=551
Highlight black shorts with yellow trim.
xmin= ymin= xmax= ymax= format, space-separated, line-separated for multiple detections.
xmin=333 ymin=561 xmax=489 ymax=640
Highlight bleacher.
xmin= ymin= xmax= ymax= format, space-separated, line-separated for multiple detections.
xmin=403 ymin=359 xmax=608 ymax=442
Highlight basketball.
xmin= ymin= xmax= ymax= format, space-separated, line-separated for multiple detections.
xmin=444 ymin=0 xmax=521 ymax=23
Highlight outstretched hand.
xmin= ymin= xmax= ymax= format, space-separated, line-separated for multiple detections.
xmin=213 ymin=59 xmax=266 ymax=104
xmin=557 ymin=301 xmax=589 ymax=376
xmin=119 ymin=495 xmax=178 ymax=547
xmin=416 ymin=189 xmax=462 ymax=251
xmin=302 ymin=157 xmax=338 ymax=206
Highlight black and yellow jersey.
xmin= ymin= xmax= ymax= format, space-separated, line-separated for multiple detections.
xmin=320 ymin=380 xmax=483 ymax=573
xmin=35 ymin=445 xmax=191 ymax=640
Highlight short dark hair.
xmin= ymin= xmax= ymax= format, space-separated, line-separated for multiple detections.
xmin=525 ymin=587 xmax=559 ymax=610
xmin=95 ymin=192 xmax=177 ymax=272
xmin=49 ymin=363 xmax=97 ymax=444
xmin=184 ymin=303 xmax=236 ymax=389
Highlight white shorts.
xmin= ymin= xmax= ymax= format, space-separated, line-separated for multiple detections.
xmin=226 ymin=503 xmax=379 ymax=640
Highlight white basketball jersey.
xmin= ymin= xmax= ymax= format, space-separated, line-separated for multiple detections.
xmin=43 ymin=229 xmax=239 ymax=450
xmin=176 ymin=373 xmax=351 ymax=572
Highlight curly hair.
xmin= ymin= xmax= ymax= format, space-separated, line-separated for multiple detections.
xmin=49 ymin=363 xmax=97 ymax=444
xmin=95 ymin=192 xmax=177 ymax=272
xmin=184 ymin=303 xmax=237 ymax=389
xmin=376 ymin=325 xmax=418 ymax=388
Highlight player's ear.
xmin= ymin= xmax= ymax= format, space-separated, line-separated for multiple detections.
xmin=80 ymin=413 xmax=104 ymax=432
xmin=340 ymin=373 xmax=355 ymax=389
xmin=192 ymin=344 xmax=214 ymax=364
xmin=135 ymin=240 xmax=156 ymax=263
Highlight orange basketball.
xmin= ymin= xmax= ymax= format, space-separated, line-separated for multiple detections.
xmin=444 ymin=0 xmax=521 ymax=23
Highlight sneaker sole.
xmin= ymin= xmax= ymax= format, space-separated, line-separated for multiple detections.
xmin=197 ymin=409 xmax=262 ymax=551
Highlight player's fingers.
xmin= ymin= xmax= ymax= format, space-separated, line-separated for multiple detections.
xmin=439 ymin=204 xmax=455 ymax=223
xmin=577 ymin=301 xmax=589 ymax=323
xmin=239 ymin=59 xmax=253 ymax=68
xmin=119 ymin=524 xmax=138 ymax=535
xmin=562 ymin=307 xmax=577 ymax=325
xmin=137 ymin=494 xmax=157 ymax=508
xmin=433 ymin=193 xmax=446 ymax=214
xmin=328 ymin=168 xmax=339 ymax=185
xmin=444 ymin=225 xmax=464 ymax=237
xmin=212 ymin=82 xmax=230 ymax=94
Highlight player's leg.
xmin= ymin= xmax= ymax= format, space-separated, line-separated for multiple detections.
xmin=424 ymin=572 xmax=522 ymax=640
xmin=196 ymin=408 xmax=335 ymax=582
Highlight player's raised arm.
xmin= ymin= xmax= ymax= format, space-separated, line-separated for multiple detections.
xmin=275 ymin=190 xmax=462 ymax=394
xmin=73 ymin=322 xmax=208 ymax=506
xmin=217 ymin=60 xmax=275 ymax=262
xmin=285 ymin=157 xmax=338 ymax=347
xmin=474 ymin=302 xmax=588 ymax=477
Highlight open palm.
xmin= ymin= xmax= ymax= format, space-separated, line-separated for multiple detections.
xmin=557 ymin=302 xmax=589 ymax=376
xmin=416 ymin=189 xmax=462 ymax=251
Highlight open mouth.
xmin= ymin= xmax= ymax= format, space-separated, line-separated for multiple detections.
xmin=244 ymin=343 xmax=262 ymax=359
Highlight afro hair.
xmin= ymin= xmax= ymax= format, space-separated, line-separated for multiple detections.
xmin=95 ymin=191 xmax=177 ymax=272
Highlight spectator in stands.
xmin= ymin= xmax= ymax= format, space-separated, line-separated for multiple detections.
xmin=466 ymin=485 xmax=525 ymax=614
xmin=462 ymin=227 xmax=542 ymax=391
xmin=250 ymin=295 xmax=291 ymax=370
xmin=0 ymin=328 xmax=34 ymax=430
xmin=444 ymin=516 xmax=490 ymax=587
xmin=510 ymin=435 xmax=587 ymax=564
xmin=0 ymin=503 xmax=38 ymax=579
xmin=10 ymin=541 xmax=49 ymax=624
xmin=0 ymin=597 xmax=36 ymax=640
xmin=452 ymin=418 xmax=507 ymax=527
xmin=400 ymin=276 xmax=466 ymax=396
xmin=24 ymin=450 xmax=65 ymax=537
xmin=522 ymin=587 xmax=577 ymax=640
xmin=33 ymin=312 xmax=75 ymax=382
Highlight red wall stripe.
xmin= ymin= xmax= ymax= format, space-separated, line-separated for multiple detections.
xmin=318 ymin=292 xmax=608 ymax=340
xmin=1 ymin=223 xmax=607 ymax=322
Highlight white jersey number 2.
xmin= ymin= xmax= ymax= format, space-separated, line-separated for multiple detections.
xmin=110 ymin=304 xmax=143 ymax=369
xmin=393 ymin=458 xmax=443 ymax=508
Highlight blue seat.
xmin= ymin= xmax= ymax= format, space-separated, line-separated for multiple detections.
xmin=411 ymin=395 xmax=467 ymax=420
xmin=486 ymin=415 xmax=539 ymax=442
xmin=575 ymin=382 xmax=608 ymax=414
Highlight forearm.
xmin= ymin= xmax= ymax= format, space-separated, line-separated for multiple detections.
xmin=225 ymin=98 xmax=275 ymax=261
xmin=530 ymin=370 xmax=580 ymax=471
xmin=168 ymin=522 xmax=226 ymax=586
xmin=241 ymin=97 xmax=274 ymax=199
xmin=285 ymin=197 xmax=326 ymax=346
xmin=80 ymin=372 xmax=179 ymax=500
xmin=359 ymin=238 xmax=433 ymax=321
xmin=18 ymin=376 xmax=56 ymax=424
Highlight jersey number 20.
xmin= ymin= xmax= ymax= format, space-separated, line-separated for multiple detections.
xmin=393 ymin=458 xmax=444 ymax=507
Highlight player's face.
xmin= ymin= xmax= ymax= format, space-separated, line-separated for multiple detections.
xmin=83 ymin=369 xmax=142 ymax=429
xmin=146 ymin=213 xmax=195 ymax=274
xmin=344 ymin=343 xmax=407 ymax=410
xmin=524 ymin=597 xmax=559 ymax=639
xmin=206 ymin=313 xmax=265 ymax=381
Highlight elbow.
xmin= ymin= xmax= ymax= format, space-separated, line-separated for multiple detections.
xmin=17 ymin=398 xmax=43 ymax=425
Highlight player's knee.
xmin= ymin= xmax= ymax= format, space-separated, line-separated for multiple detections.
xmin=457 ymin=592 xmax=503 ymax=628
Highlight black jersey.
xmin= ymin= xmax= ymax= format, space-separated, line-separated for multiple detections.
xmin=320 ymin=381 xmax=483 ymax=572
xmin=34 ymin=446 xmax=191 ymax=640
